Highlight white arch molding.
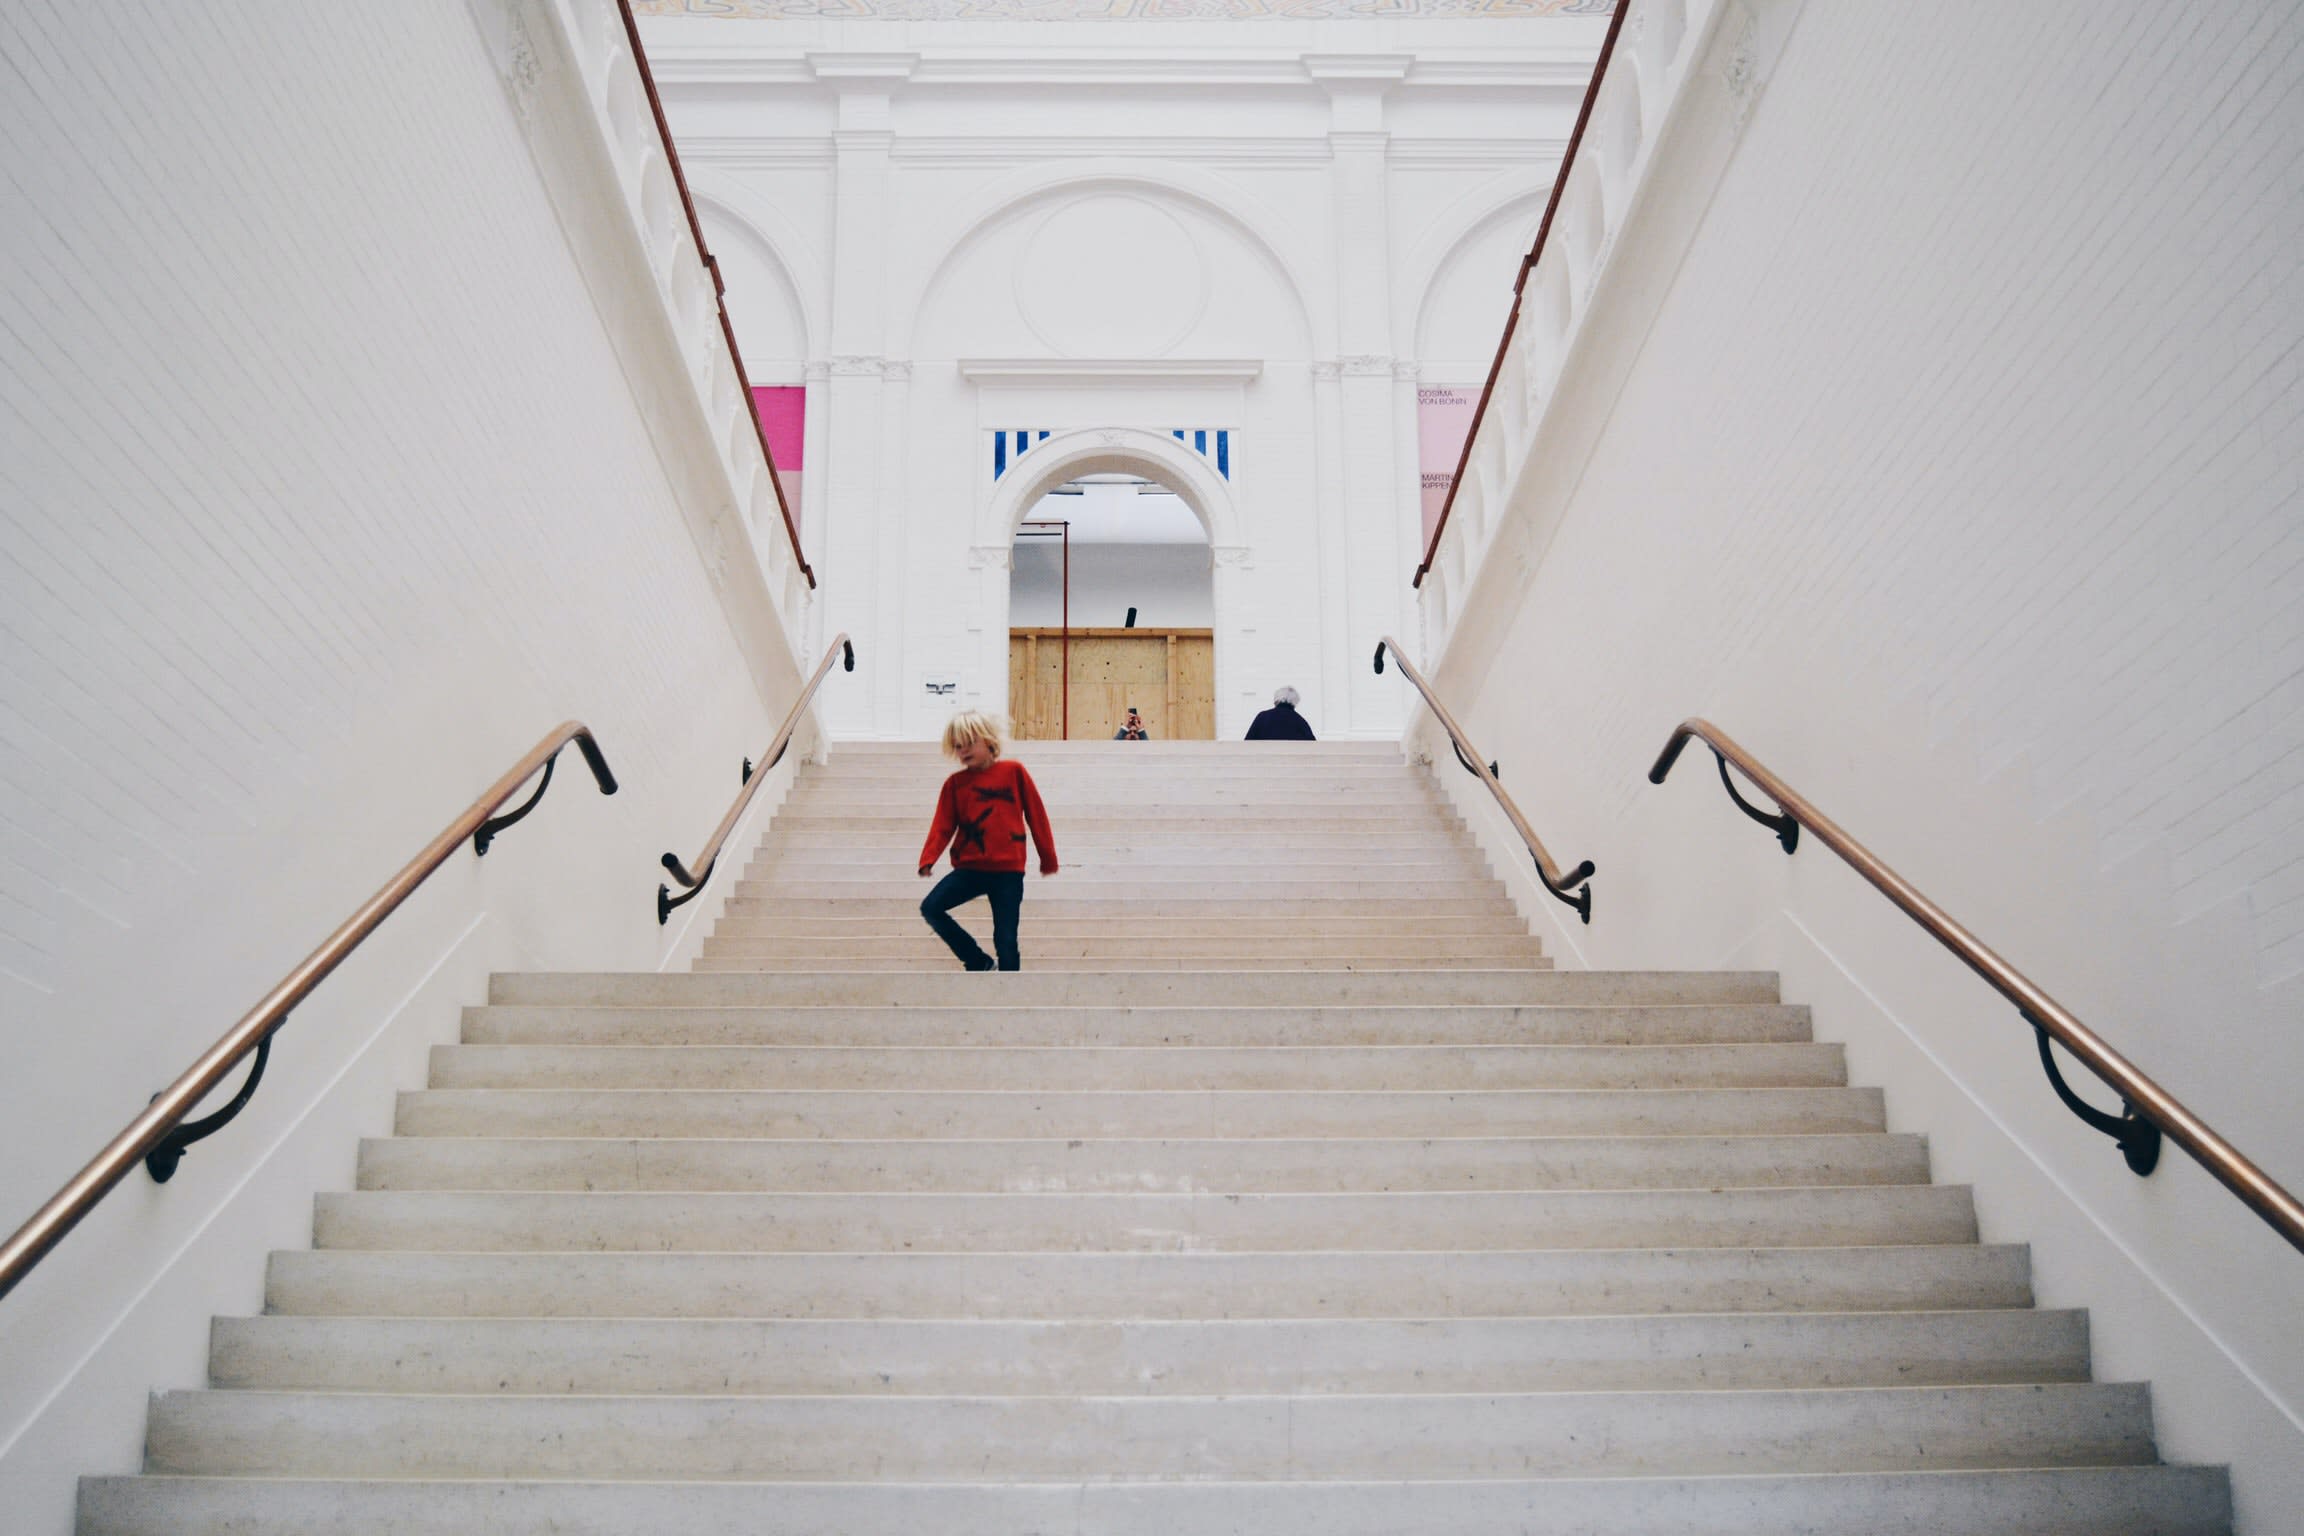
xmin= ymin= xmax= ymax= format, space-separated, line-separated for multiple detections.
xmin=972 ymin=427 xmax=1250 ymax=739
xmin=895 ymin=161 xmax=1324 ymax=358
xmin=686 ymin=176 xmax=830 ymax=365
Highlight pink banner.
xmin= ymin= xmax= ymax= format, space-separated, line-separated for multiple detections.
xmin=751 ymin=386 xmax=806 ymax=533
xmin=1417 ymin=385 xmax=1480 ymax=546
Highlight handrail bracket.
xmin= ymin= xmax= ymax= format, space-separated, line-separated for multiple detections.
xmin=1714 ymin=750 xmax=1800 ymax=854
xmin=142 ymin=1018 xmax=284 ymax=1184
xmin=2027 ymin=1012 xmax=2163 ymax=1176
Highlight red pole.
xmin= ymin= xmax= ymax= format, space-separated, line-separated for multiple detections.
xmin=1060 ymin=521 xmax=1071 ymax=740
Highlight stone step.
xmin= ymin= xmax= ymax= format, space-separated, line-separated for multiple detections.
xmin=769 ymin=805 xmax=1461 ymax=824
xmin=459 ymin=1002 xmax=1818 ymax=1048
xmin=731 ymin=879 xmax=1509 ymax=902
xmin=75 ymin=1467 xmax=2236 ymax=1536
xmin=760 ymin=833 xmax=1474 ymax=861
xmin=395 ymin=1086 xmax=1884 ymax=1140
xmin=690 ymin=954 xmax=1556 ymax=973
xmin=424 ymin=1044 xmax=1842 ymax=1093
xmin=750 ymin=851 xmax=1492 ymax=873
xmin=710 ymin=914 xmax=1535 ymax=938
xmin=786 ymin=781 xmax=1442 ymax=801
xmin=357 ymin=1132 xmax=1929 ymax=1193
xmin=822 ymin=761 xmax=1414 ymax=773
xmin=311 ymin=1186 xmax=1975 ymax=1254
xmin=262 ymin=1243 xmax=2040 ymax=1319
xmin=719 ymin=896 xmax=1513 ymax=918
xmin=138 ymin=1382 xmax=2153 ymax=1481
xmin=691 ymin=930 xmax=1539 ymax=953
xmin=825 ymin=743 xmax=1404 ymax=758
xmin=489 ymin=972 xmax=1781 ymax=1008
xmin=691 ymin=944 xmax=1539 ymax=967
xmin=206 ymin=1309 xmax=2087 ymax=1395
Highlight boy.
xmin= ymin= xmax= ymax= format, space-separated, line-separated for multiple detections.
xmin=917 ymin=711 xmax=1059 ymax=971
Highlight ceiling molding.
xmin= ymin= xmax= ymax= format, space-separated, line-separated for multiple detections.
xmin=649 ymin=49 xmax=1597 ymax=92
xmin=960 ymin=359 xmax=1266 ymax=386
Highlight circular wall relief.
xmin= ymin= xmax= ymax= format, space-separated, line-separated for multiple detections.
xmin=1015 ymin=195 xmax=1209 ymax=358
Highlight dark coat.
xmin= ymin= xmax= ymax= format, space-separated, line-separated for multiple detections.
xmin=1244 ymin=702 xmax=1316 ymax=741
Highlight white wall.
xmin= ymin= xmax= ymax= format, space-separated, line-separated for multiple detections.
xmin=1420 ymin=2 xmax=2304 ymax=1528
xmin=647 ymin=14 xmax=1602 ymax=739
xmin=1011 ymin=543 xmax=1215 ymax=629
xmin=0 ymin=2 xmax=816 ymax=1528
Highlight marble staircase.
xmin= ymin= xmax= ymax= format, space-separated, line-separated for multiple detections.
xmin=77 ymin=742 xmax=2232 ymax=1532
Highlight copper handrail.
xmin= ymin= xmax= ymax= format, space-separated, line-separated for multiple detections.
xmin=1652 ymin=718 xmax=2304 ymax=1257
xmin=1415 ymin=0 xmax=1629 ymax=589
xmin=0 ymin=723 xmax=619 ymax=1303
xmin=615 ymin=0 xmax=814 ymax=588
xmin=659 ymin=633 xmax=853 ymax=922
xmin=1376 ymin=637 xmax=1594 ymax=922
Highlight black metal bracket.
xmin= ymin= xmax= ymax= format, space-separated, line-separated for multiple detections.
xmin=472 ymin=735 xmax=619 ymax=857
xmin=657 ymin=855 xmax=717 ymax=926
xmin=2028 ymin=1013 xmax=2162 ymax=1176
xmin=473 ymin=753 xmax=555 ymax=856
xmin=1542 ymin=854 xmax=1596 ymax=925
xmin=1449 ymin=737 xmax=1500 ymax=783
xmin=1374 ymin=640 xmax=1389 ymax=674
xmin=144 ymin=1021 xmax=280 ymax=1184
xmin=743 ymin=757 xmax=754 ymax=783
xmin=1714 ymin=750 xmax=1799 ymax=855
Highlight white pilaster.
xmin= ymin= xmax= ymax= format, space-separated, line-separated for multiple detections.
xmin=1312 ymin=56 xmax=1410 ymax=736
xmin=816 ymin=54 xmax=913 ymax=735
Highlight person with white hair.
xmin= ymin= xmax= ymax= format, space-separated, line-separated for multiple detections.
xmin=1244 ymin=686 xmax=1316 ymax=741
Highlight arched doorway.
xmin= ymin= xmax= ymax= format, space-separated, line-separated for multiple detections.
xmin=1010 ymin=472 xmax=1214 ymax=740
xmin=974 ymin=427 xmax=1248 ymax=741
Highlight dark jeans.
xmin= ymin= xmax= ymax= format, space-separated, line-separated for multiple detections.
xmin=920 ymin=868 xmax=1025 ymax=971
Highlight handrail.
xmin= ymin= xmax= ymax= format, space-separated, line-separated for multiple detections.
xmin=1651 ymin=718 xmax=2304 ymax=1257
xmin=660 ymin=634 xmax=854 ymax=923
xmin=1415 ymin=0 xmax=1629 ymax=589
xmin=615 ymin=0 xmax=814 ymax=588
xmin=0 ymin=723 xmax=620 ymax=1303
xmin=1376 ymin=637 xmax=1594 ymax=923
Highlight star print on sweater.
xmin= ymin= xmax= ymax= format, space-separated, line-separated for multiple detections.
xmin=918 ymin=758 xmax=1058 ymax=875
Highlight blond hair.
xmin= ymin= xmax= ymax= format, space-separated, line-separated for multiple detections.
xmin=940 ymin=710 xmax=1006 ymax=759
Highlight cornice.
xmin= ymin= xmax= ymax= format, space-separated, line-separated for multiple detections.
xmin=806 ymin=51 xmax=921 ymax=81
xmin=891 ymin=136 xmax=1331 ymax=165
xmin=959 ymin=358 xmax=1265 ymax=386
xmin=675 ymin=133 xmax=1561 ymax=169
xmin=648 ymin=48 xmax=1598 ymax=93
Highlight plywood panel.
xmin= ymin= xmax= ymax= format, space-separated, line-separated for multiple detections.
xmin=1173 ymin=634 xmax=1215 ymax=740
xmin=1010 ymin=628 xmax=1214 ymax=740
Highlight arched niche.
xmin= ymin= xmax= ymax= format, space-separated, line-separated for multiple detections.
xmin=1412 ymin=189 xmax=1546 ymax=377
xmin=905 ymin=174 xmax=1315 ymax=361
xmin=694 ymin=193 xmax=812 ymax=377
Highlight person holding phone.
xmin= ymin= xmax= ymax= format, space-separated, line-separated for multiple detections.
xmin=1113 ymin=707 xmax=1150 ymax=741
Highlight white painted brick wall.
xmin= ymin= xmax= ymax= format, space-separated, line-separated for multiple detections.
xmin=1427 ymin=2 xmax=2304 ymax=1524
xmin=0 ymin=3 xmax=811 ymax=1524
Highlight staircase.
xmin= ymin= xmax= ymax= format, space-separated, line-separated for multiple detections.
xmin=79 ymin=742 xmax=2231 ymax=1532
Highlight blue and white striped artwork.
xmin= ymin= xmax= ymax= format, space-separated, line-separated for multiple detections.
xmin=991 ymin=428 xmax=1233 ymax=481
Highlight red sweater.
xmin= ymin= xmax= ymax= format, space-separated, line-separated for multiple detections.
xmin=918 ymin=758 xmax=1058 ymax=875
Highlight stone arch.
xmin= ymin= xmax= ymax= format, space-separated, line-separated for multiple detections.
xmin=896 ymin=163 xmax=1323 ymax=358
xmin=978 ymin=427 xmax=1242 ymax=554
